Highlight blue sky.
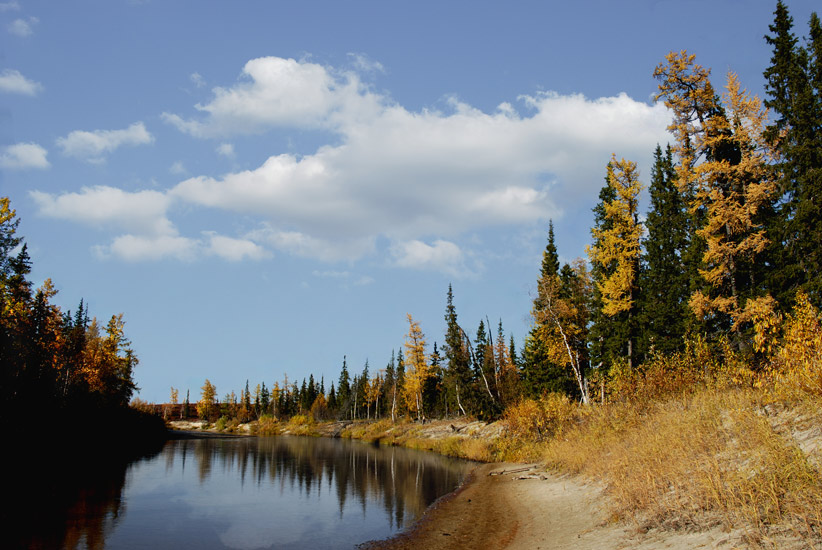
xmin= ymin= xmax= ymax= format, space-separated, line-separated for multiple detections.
xmin=1 ymin=0 xmax=817 ymax=403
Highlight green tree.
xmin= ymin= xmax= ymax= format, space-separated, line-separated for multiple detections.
xmin=441 ymin=285 xmax=471 ymax=416
xmin=763 ymin=2 xmax=822 ymax=306
xmin=638 ymin=145 xmax=691 ymax=358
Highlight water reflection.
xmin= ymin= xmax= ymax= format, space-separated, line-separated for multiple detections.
xmin=152 ymin=436 xmax=470 ymax=549
xmin=10 ymin=436 xmax=470 ymax=549
xmin=7 ymin=440 xmax=163 ymax=550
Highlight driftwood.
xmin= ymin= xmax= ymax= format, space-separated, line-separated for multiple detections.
xmin=450 ymin=424 xmax=466 ymax=433
xmin=489 ymin=466 xmax=535 ymax=476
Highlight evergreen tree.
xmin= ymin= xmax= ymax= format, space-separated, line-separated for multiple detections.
xmin=521 ymin=221 xmax=573 ymax=397
xmin=337 ymin=356 xmax=351 ymax=419
xmin=441 ymin=285 xmax=472 ymax=416
xmin=763 ymin=2 xmax=822 ymax=306
xmin=638 ymin=145 xmax=690 ymax=358
xmin=587 ymin=156 xmax=643 ymax=368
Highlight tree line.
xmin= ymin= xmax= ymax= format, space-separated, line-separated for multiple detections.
xmin=0 ymin=198 xmax=139 ymax=426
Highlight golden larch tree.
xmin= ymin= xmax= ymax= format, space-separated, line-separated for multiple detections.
xmin=655 ymin=51 xmax=777 ymax=332
xmin=403 ymin=314 xmax=429 ymax=421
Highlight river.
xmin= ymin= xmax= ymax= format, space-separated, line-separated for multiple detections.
xmin=13 ymin=435 xmax=472 ymax=549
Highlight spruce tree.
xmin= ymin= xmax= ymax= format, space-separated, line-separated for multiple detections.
xmin=638 ymin=145 xmax=690 ymax=358
xmin=441 ymin=284 xmax=472 ymax=415
xmin=521 ymin=220 xmax=573 ymax=397
xmin=763 ymin=2 xmax=822 ymax=306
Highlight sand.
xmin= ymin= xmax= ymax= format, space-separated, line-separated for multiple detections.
xmin=363 ymin=463 xmax=737 ymax=550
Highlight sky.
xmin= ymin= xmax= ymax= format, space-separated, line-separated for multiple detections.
xmin=1 ymin=0 xmax=818 ymax=403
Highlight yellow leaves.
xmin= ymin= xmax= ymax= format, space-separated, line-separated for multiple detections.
xmin=587 ymin=155 xmax=643 ymax=317
xmin=0 ymin=196 xmax=16 ymax=227
xmin=656 ymin=51 xmax=776 ymax=326
xmin=403 ymin=314 xmax=429 ymax=419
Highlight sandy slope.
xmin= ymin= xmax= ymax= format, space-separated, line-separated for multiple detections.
xmin=364 ymin=463 xmax=736 ymax=550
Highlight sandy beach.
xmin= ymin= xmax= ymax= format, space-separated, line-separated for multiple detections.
xmin=364 ymin=463 xmax=736 ymax=550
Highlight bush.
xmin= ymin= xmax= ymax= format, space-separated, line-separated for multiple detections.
xmin=503 ymin=393 xmax=576 ymax=442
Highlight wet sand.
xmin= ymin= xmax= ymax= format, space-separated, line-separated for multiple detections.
xmin=363 ymin=463 xmax=735 ymax=550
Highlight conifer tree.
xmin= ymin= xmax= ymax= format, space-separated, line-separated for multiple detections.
xmin=522 ymin=221 xmax=573 ymax=396
xmin=655 ymin=51 xmax=777 ymax=341
xmin=763 ymin=2 xmax=822 ymax=306
xmin=441 ymin=285 xmax=471 ymax=415
xmin=337 ymin=356 xmax=351 ymax=419
xmin=587 ymin=158 xmax=642 ymax=369
xmin=638 ymin=145 xmax=691 ymax=358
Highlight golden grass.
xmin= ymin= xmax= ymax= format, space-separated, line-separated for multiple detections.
xmin=542 ymin=387 xmax=822 ymax=545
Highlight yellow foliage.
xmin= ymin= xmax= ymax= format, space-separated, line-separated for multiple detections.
xmin=587 ymin=155 xmax=643 ymax=317
xmin=503 ymin=394 xmax=576 ymax=442
xmin=761 ymin=293 xmax=822 ymax=396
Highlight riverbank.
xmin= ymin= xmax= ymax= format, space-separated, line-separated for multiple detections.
xmin=363 ymin=462 xmax=739 ymax=550
xmin=166 ymin=387 xmax=822 ymax=549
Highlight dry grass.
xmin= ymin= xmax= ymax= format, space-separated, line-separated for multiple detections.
xmin=542 ymin=387 xmax=822 ymax=546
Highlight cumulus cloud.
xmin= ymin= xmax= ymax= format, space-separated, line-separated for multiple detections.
xmin=96 ymin=234 xmax=200 ymax=262
xmin=30 ymin=186 xmax=175 ymax=237
xmin=162 ymin=56 xmax=382 ymax=137
xmin=0 ymin=2 xmax=20 ymax=12
xmin=0 ymin=69 xmax=43 ymax=95
xmin=8 ymin=16 xmax=37 ymax=37
xmin=32 ymin=185 xmax=271 ymax=262
xmin=0 ymin=142 xmax=49 ymax=169
xmin=390 ymin=239 xmax=469 ymax=277
xmin=43 ymin=56 xmax=672 ymax=270
xmin=166 ymin=61 xmax=668 ymax=269
xmin=56 ymin=122 xmax=154 ymax=163
xmin=204 ymin=232 xmax=269 ymax=261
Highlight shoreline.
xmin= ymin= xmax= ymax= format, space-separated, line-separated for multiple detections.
xmin=165 ymin=420 xmax=740 ymax=549
xmin=364 ymin=462 xmax=738 ymax=550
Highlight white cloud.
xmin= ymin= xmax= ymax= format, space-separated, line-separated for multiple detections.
xmin=166 ymin=61 xmax=668 ymax=269
xmin=8 ymin=16 xmax=37 ymax=37
xmin=0 ymin=69 xmax=43 ymax=95
xmin=45 ymin=56 xmax=672 ymax=270
xmin=204 ymin=232 xmax=269 ymax=261
xmin=97 ymin=234 xmax=200 ymax=262
xmin=0 ymin=142 xmax=49 ymax=169
xmin=30 ymin=186 xmax=174 ymax=237
xmin=0 ymin=2 xmax=20 ymax=12
xmin=56 ymin=122 xmax=154 ymax=163
xmin=390 ymin=240 xmax=468 ymax=277
xmin=247 ymin=224 xmax=375 ymax=262
xmin=190 ymin=72 xmax=206 ymax=88
xmin=162 ymin=56 xmax=382 ymax=137
xmin=347 ymin=53 xmax=385 ymax=74
xmin=216 ymin=142 xmax=235 ymax=158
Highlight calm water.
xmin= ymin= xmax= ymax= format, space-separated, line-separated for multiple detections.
xmin=16 ymin=435 xmax=471 ymax=549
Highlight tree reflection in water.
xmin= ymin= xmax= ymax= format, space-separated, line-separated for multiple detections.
xmin=9 ymin=435 xmax=470 ymax=549
xmin=183 ymin=436 xmax=469 ymax=531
